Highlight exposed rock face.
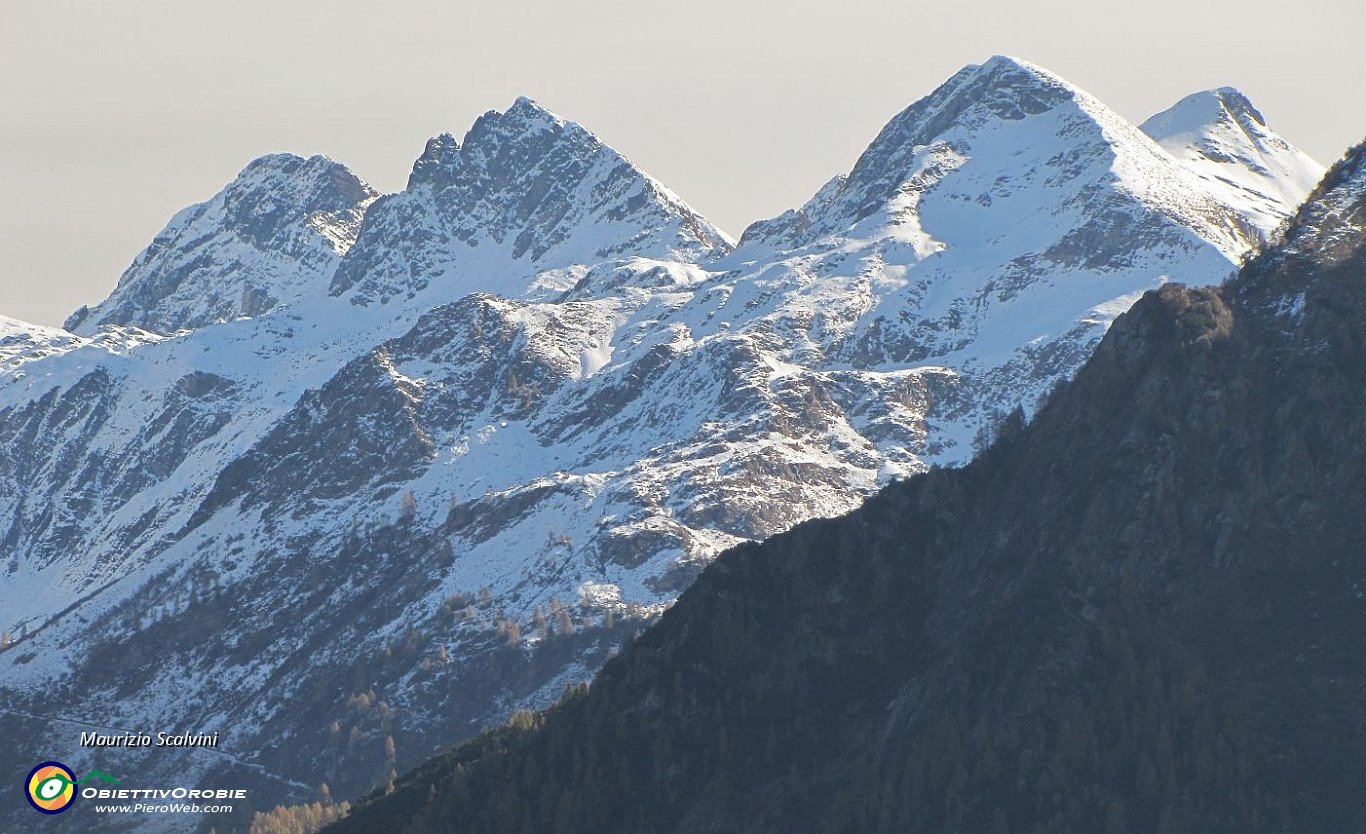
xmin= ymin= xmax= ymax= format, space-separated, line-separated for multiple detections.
xmin=329 ymin=96 xmax=734 ymax=306
xmin=0 ymin=61 xmax=1327 ymax=833
xmin=329 ymin=140 xmax=1366 ymax=834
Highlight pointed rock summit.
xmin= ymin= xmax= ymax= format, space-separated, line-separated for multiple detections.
xmin=331 ymin=97 xmax=733 ymax=305
xmin=408 ymin=132 xmax=461 ymax=189
xmin=66 ymin=153 xmax=378 ymax=335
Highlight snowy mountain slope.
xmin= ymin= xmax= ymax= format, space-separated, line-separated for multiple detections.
xmin=725 ymin=56 xmax=1306 ymax=446
xmin=0 ymin=61 xmax=1325 ymax=833
xmin=65 ymin=154 xmax=379 ymax=335
xmin=0 ymin=314 xmax=85 ymax=371
xmin=1142 ymin=87 xmax=1325 ymax=236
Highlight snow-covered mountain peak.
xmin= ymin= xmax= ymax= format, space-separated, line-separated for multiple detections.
xmin=1143 ymin=87 xmax=1269 ymax=147
xmin=330 ymin=98 xmax=733 ymax=306
xmin=737 ymin=55 xmax=1259 ymax=258
xmin=467 ymin=95 xmax=568 ymax=140
xmin=719 ymin=56 xmax=1303 ymax=415
xmin=403 ymin=99 xmax=583 ymax=192
xmin=66 ymin=152 xmax=379 ymax=335
xmin=1141 ymin=88 xmax=1324 ymax=236
xmin=932 ymin=54 xmax=1077 ymax=120
xmin=236 ymin=152 xmax=373 ymax=200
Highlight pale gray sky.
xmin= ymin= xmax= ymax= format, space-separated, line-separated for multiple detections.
xmin=2 ymin=0 xmax=1362 ymax=328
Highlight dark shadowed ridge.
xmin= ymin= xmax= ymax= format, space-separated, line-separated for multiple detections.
xmin=327 ymin=141 xmax=1366 ymax=833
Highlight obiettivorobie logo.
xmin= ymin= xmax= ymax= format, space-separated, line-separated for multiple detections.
xmin=23 ymin=760 xmax=248 ymax=818
xmin=25 ymin=761 xmax=119 ymax=815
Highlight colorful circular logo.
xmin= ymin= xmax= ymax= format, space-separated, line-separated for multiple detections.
xmin=26 ymin=761 xmax=77 ymax=814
